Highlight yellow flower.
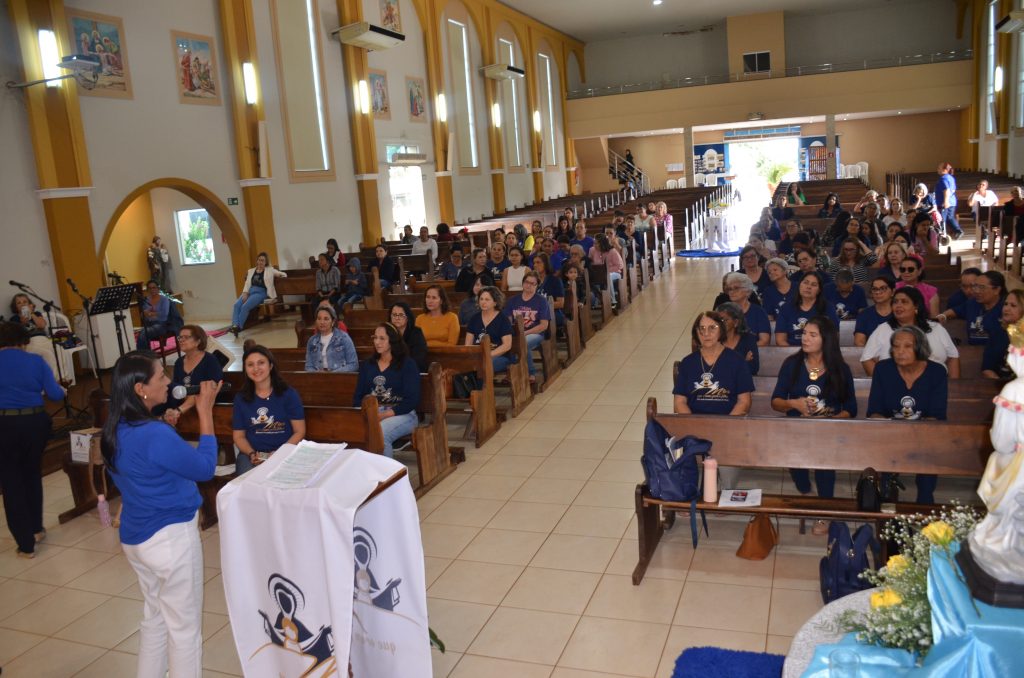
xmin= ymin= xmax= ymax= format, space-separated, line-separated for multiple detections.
xmin=921 ymin=521 xmax=955 ymax=546
xmin=886 ymin=554 xmax=910 ymax=574
xmin=870 ymin=588 xmax=903 ymax=609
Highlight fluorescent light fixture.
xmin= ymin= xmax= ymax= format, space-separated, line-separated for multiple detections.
xmin=491 ymin=102 xmax=501 ymax=128
xmin=242 ymin=62 xmax=258 ymax=104
xmin=436 ymin=93 xmax=447 ymax=122
xmin=995 ymin=65 xmax=1004 ymax=92
xmin=533 ymin=110 xmax=542 ymax=132
xmin=358 ymin=79 xmax=370 ymax=114
xmin=653 ymin=0 xmax=663 ymax=5
xmin=38 ymin=30 xmax=61 ymax=86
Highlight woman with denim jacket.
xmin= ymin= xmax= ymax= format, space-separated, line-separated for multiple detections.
xmin=304 ymin=306 xmax=357 ymax=372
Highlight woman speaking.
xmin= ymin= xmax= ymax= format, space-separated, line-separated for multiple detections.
xmin=101 ymin=351 xmax=219 ymax=677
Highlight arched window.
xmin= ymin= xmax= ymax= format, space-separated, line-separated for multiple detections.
xmin=537 ymin=52 xmax=557 ymax=166
xmin=497 ymin=37 xmax=523 ymax=167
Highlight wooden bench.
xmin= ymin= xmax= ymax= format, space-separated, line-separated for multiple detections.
xmin=632 ymin=398 xmax=992 ymax=584
xmin=221 ymin=363 xmax=460 ymax=494
xmin=755 ymin=345 xmax=983 ymax=378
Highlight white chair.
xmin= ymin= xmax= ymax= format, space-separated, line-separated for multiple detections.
xmin=857 ymin=162 xmax=870 ymax=185
xmin=666 ymin=179 xmax=678 ymax=189
xmin=694 ymin=173 xmax=706 ymax=186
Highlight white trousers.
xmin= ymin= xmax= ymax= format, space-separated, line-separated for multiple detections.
xmin=122 ymin=513 xmax=204 ymax=678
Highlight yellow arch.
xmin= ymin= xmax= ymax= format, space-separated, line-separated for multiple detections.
xmin=99 ymin=178 xmax=250 ymax=294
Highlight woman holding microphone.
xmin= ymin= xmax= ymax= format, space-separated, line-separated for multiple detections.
xmin=101 ymin=350 xmax=219 ymax=677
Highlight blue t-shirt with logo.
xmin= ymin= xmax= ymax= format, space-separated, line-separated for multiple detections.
xmin=951 ymin=297 xmax=1004 ymax=345
xmin=774 ymin=302 xmax=840 ymax=345
xmin=824 ymin=284 xmax=867 ymax=320
xmin=772 ymin=358 xmax=856 ymax=417
xmin=854 ymin=306 xmax=892 ymax=340
xmin=673 ymin=348 xmax=754 ymax=415
xmin=761 ymin=284 xmax=795 ymax=318
xmin=231 ymin=387 xmax=305 ymax=452
xmin=744 ymin=304 xmax=772 ymax=338
xmin=504 ymin=293 xmax=550 ymax=332
xmin=467 ymin=311 xmax=514 ymax=353
xmin=866 ymin=359 xmax=947 ymax=420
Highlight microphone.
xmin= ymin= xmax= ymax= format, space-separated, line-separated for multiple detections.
xmin=66 ymin=278 xmax=80 ymax=293
xmin=172 ymin=383 xmax=231 ymax=400
xmin=9 ymin=280 xmax=28 ymax=288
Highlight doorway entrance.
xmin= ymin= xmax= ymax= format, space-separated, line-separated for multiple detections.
xmin=726 ymin=137 xmax=801 ymax=225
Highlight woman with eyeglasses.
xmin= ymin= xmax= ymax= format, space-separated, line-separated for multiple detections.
xmin=861 ymin=287 xmax=960 ymax=377
xmin=941 ymin=269 xmax=1007 ymax=347
xmin=388 ymin=302 xmax=428 ymax=372
xmin=854 ymin=277 xmax=895 ymax=346
xmin=762 ymin=257 xmax=795 ymax=319
xmin=722 ymin=272 xmax=770 ymax=346
xmin=774 ymin=271 xmax=838 ymax=347
xmin=738 ymin=246 xmax=770 ymax=297
xmin=867 ymin=325 xmax=949 ymax=505
xmin=982 ymin=288 xmax=1024 ymax=379
xmin=826 ymin=237 xmax=877 ymax=283
xmin=715 ymin=302 xmax=759 ymax=375
xmin=161 ymin=325 xmax=224 ymax=427
xmin=894 ymin=253 xmax=939 ymax=318
xmin=674 ymin=312 xmax=753 ymax=416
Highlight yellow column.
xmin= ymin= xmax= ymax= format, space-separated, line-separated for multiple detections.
xmin=9 ymin=0 xmax=103 ymax=312
xmin=482 ymin=7 xmax=506 ymax=215
xmin=336 ymin=0 xmax=383 ymax=244
xmin=219 ymin=0 xmax=277 ymax=266
xmin=524 ymin=27 xmax=544 ymax=203
xmin=421 ymin=0 xmax=455 ymax=224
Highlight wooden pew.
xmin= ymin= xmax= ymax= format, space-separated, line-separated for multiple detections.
xmin=220 ymin=363 xmax=460 ymax=496
xmin=632 ymin=398 xmax=991 ymax=584
xmin=561 ymin=284 xmax=584 ymax=364
xmin=755 ymin=345 xmax=984 ymax=378
xmin=585 ymin=266 xmax=614 ymax=328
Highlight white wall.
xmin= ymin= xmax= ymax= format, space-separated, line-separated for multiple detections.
xmin=362 ymin=0 xmax=440 ymax=236
xmin=0 ymin=1 xmax=74 ymax=311
xmin=579 ymin=25 xmax=728 ymax=91
xmin=784 ymin=1 xmax=969 ymax=68
xmin=149 ymin=188 xmax=235 ymax=321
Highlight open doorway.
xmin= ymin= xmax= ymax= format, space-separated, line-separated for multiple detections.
xmin=726 ymin=137 xmax=800 ymax=226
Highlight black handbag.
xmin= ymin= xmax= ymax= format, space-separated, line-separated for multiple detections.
xmin=855 ymin=467 xmax=882 ymax=512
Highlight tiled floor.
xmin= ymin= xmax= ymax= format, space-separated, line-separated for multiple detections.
xmin=0 ymin=253 xmax=979 ymax=677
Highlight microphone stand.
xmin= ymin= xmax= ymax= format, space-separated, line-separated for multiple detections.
xmin=13 ymin=283 xmax=88 ymax=422
xmin=65 ymin=278 xmax=104 ymax=392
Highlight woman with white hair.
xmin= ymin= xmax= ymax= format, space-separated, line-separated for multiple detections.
xmin=723 ymin=272 xmax=771 ymax=346
xmin=761 ymin=257 xmax=795 ymax=319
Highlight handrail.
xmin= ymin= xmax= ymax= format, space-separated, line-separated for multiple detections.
xmin=568 ymin=49 xmax=973 ymax=100
xmin=608 ymin=148 xmax=651 ymax=195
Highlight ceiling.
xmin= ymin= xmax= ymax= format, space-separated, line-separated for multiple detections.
xmin=500 ymin=0 xmax=899 ymax=41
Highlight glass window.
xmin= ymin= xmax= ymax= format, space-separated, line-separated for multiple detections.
xmin=447 ymin=19 xmax=478 ymax=168
xmin=1018 ymin=0 xmax=1024 ymax=127
xmin=988 ymin=0 xmax=997 ymax=134
xmin=498 ymin=38 xmax=522 ymax=167
xmin=743 ymin=52 xmax=771 ymax=74
xmin=538 ymin=53 xmax=557 ymax=166
xmin=174 ymin=209 xmax=215 ymax=265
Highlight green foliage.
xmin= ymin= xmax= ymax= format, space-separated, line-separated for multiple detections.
xmin=180 ymin=211 xmax=215 ymax=265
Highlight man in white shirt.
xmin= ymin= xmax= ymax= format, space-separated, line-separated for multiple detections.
xmin=410 ymin=226 xmax=438 ymax=264
xmin=968 ymin=180 xmax=1000 ymax=238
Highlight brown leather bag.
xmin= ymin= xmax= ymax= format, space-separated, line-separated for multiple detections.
xmin=736 ymin=514 xmax=778 ymax=560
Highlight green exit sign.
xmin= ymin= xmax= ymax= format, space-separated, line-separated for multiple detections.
xmin=228 ymin=197 xmax=239 ymax=206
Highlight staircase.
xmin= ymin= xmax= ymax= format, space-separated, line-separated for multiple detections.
xmin=608 ymin=149 xmax=651 ymax=195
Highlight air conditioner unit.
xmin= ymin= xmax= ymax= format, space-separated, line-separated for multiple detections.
xmin=998 ymin=10 xmax=1024 ymax=33
xmin=331 ymin=22 xmax=405 ymax=50
xmin=391 ymin=153 xmax=427 ymax=165
xmin=482 ymin=64 xmax=525 ymax=81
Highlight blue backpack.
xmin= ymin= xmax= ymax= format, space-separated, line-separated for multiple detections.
xmin=819 ymin=521 xmax=878 ymax=604
xmin=641 ymin=419 xmax=712 ymax=547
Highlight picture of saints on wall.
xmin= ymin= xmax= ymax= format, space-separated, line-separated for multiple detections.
xmin=368 ymin=70 xmax=391 ymax=120
xmin=172 ymin=31 xmax=222 ymax=106
xmin=380 ymin=0 xmax=402 ymax=33
xmin=406 ymin=77 xmax=427 ymax=122
xmin=65 ymin=9 xmax=132 ymax=98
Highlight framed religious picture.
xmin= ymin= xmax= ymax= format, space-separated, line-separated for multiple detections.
xmin=406 ymin=76 xmax=427 ymax=123
xmin=64 ymin=8 xmax=132 ymax=98
xmin=379 ymin=0 xmax=402 ymax=33
xmin=368 ymin=69 xmax=391 ymax=120
xmin=171 ymin=30 xmax=222 ymax=106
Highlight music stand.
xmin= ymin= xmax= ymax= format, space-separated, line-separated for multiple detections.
xmin=90 ymin=284 xmax=136 ymax=358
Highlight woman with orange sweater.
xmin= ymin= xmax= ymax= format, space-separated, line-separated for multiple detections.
xmin=415 ymin=285 xmax=460 ymax=346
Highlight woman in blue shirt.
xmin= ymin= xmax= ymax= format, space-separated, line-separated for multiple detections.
xmin=982 ymin=289 xmax=1024 ymax=379
xmin=723 ymin=272 xmax=770 ymax=346
xmin=465 ymin=286 xmax=515 ymax=374
xmin=159 ymin=324 xmax=225 ymax=424
xmin=231 ymin=345 xmax=306 ymax=473
xmin=101 ymin=350 xmax=218 ymax=675
xmin=353 ymin=323 xmax=421 ymax=458
xmin=0 ymin=322 xmax=66 ymax=557
xmin=304 ymin=306 xmax=358 ymax=373
xmin=716 ymin=302 xmax=760 ymax=375
xmin=934 ymin=162 xmax=962 ymax=239
xmin=137 ymin=279 xmax=172 ymax=349
xmin=774 ymin=271 xmax=839 ymax=346
xmin=761 ymin=258 xmax=795 ymax=319
xmin=673 ymin=312 xmax=754 ymax=416
xmin=532 ymin=253 xmax=566 ymax=328
xmin=854 ymin=277 xmax=895 ymax=346
xmin=867 ymin=325 xmax=948 ymax=504
xmin=771 ymin=317 xmax=855 ymax=531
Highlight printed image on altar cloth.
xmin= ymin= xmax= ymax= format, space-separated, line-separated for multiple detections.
xmin=250 ymin=574 xmax=338 ymax=677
